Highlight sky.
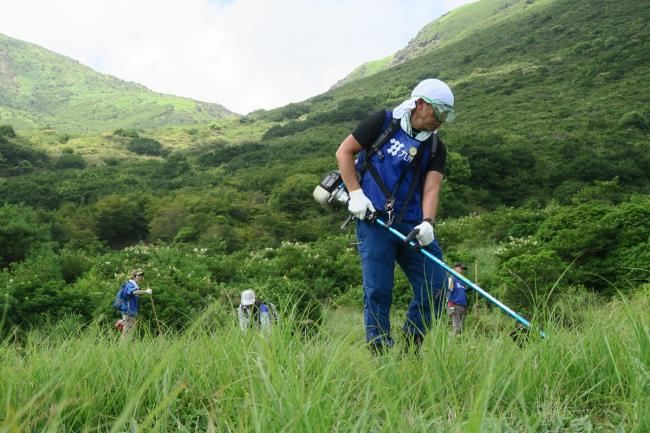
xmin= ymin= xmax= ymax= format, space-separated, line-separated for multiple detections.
xmin=0 ymin=0 xmax=477 ymax=114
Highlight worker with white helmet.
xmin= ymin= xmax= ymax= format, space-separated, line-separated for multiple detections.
xmin=237 ymin=289 xmax=278 ymax=334
xmin=335 ymin=78 xmax=455 ymax=354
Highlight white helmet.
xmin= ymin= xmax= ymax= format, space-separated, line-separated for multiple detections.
xmin=241 ymin=289 xmax=256 ymax=306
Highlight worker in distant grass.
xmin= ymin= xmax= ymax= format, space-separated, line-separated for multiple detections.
xmin=237 ymin=289 xmax=278 ymax=334
xmin=335 ymin=78 xmax=455 ymax=354
xmin=113 ymin=269 xmax=152 ymax=338
xmin=447 ymin=262 xmax=469 ymax=335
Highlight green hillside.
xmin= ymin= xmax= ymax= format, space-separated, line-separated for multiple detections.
xmin=0 ymin=0 xmax=648 ymax=343
xmin=335 ymin=0 xmax=634 ymax=86
xmin=0 ymin=33 xmax=234 ymax=132
xmin=1 ymin=0 xmax=649 ymax=428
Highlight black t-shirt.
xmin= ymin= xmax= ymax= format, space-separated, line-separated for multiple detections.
xmin=351 ymin=110 xmax=447 ymax=174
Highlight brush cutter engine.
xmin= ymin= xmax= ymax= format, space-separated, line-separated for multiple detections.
xmin=313 ymin=170 xmax=349 ymax=209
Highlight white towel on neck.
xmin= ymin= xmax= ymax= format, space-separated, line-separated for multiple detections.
xmin=392 ymin=97 xmax=433 ymax=141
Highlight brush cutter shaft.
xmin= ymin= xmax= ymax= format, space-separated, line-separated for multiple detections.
xmin=374 ymin=217 xmax=546 ymax=338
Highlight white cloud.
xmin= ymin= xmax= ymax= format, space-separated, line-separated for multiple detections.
xmin=0 ymin=0 xmax=476 ymax=114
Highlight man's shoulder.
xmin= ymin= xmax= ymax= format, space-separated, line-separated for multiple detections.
xmin=430 ymin=134 xmax=446 ymax=148
xmin=123 ymin=280 xmax=138 ymax=293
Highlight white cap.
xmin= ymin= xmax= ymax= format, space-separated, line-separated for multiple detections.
xmin=241 ymin=289 xmax=256 ymax=306
xmin=411 ymin=78 xmax=454 ymax=107
xmin=393 ymin=78 xmax=455 ymax=120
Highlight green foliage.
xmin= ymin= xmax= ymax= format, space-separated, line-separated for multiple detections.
xmin=1 ymin=253 xmax=98 ymax=328
xmin=113 ymin=128 xmax=139 ymax=138
xmin=0 ymin=133 xmax=50 ymax=176
xmin=265 ymin=102 xmax=311 ymax=122
xmin=0 ymin=124 xmax=16 ymax=137
xmin=126 ymin=137 xmax=167 ymax=156
xmin=58 ymin=249 xmax=93 ymax=284
xmin=269 ymin=173 xmax=321 ymax=217
xmin=159 ymin=152 xmax=191 ymax=178
xmin=54 ymin=151 xmax=86 ymax=170
xmin=489 ymin=196 xmax=650 ymax=306
xmin=262 ymin=97 xmax=379 ymax=140
xmin=0 ymin=204 xmax=52 ymax=268
xmin=94 ymin=194 xmax=150 ymax=248
xmin=497 ymin=245 xmax=567 ymax=310
xmin=619 ymin=111 xmax=648 ymax=129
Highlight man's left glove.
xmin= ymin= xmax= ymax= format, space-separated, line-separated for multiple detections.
xmin=145 ymin=288 xmax=153 ymax=295
xmin=414 ymin=220 xmax=434 ymax=246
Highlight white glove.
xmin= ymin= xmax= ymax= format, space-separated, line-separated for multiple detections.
xmin=145 ymin=288 xmax=153 ymax=295
xmin=414 ymin=220 xmax=434 ymax=246
xmin=348 ymin=189 xmax=375 ymax=220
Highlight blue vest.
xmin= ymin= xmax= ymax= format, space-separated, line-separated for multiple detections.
xmin=448 ymin=276 xmax=468 ymax=306
xmin=355 ymin=111 xmax=434 ymax=223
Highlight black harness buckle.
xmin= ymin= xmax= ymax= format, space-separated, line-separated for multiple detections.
xmin=385 ymin=197 xmax=395 ymax=226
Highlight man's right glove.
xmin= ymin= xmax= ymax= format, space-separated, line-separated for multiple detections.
xmin=414 ymin=220 xmax=435 ymax=246
xmin=348 ymin=189 xmax=375 ymax=220
xmin=145 ymin=288 xmax=153 ymax=295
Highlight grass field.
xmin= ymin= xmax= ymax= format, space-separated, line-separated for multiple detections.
xmin=1 ymin=288 xmax=648 ymax=433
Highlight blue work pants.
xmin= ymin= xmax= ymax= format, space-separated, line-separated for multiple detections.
xmin=356 ymin=219 xmax=445 ymax=346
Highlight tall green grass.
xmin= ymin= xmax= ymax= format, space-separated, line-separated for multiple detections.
xmin=1 ymin=288 xmax=648 ymax=432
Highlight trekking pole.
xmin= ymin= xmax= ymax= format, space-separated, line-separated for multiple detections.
xmin=374 ymin=217 xmax=547 ymax=339
xmin=147 ymin=283 xmax=163 ymax=335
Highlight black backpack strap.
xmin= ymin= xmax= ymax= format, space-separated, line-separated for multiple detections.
xmin=357 ymin=117 xmax=400 ymax=223
xmin=360 ymin=117 xmax=401 ymax=167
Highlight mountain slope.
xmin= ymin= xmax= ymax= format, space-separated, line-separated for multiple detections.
xmin=0 ymin=33 xmax=234 ymax=132
xmin=241 ymin=0 xmax=650 ymax=211
xmin=334 ymin=0 xmax=569 ymax=87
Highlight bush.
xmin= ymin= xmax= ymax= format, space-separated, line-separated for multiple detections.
xmin=269 ymin=173 xmax=321 ymax=218
xmin=126 ymin=137 xmax=167 ymax=156
xmin=0 ymin=204 xmax=52 ymax=267
xmin=618 ymin=111 xmax=648 ymax=130
xmin=496 ymin=247 xmax=567 ymax=311
xmin=0 ymin=125 xmax=16 ymax=138
xmin=94 ymin=195 xmax=150 ymax=248
xmin=55 ymin=153 xmax=86 ymax=170
xmin=113 ymin=128 xmax=139 ymax=138
xmin=59 ymin=249 xmax=92 ymax=284
xmin=2 ymin=253 xmax=98 ymax=328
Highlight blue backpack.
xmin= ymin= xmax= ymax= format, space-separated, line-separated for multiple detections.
xmin=112 ymin=282 xmax=130 ymax=311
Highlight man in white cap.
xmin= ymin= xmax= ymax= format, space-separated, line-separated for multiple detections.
xmin=335 ymin=78 xmax=455 ymax=354
xmin=237 ymin=289 xmax=278 ymax=334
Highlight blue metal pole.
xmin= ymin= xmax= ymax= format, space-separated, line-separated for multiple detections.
xmin=374 ymin=217 xmax=546 ymax=339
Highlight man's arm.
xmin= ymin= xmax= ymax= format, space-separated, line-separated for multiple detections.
xmin=335 ymin=134 xmax=363 ymax=192
xmin=421 ymin=170 xmax=444 ymax=221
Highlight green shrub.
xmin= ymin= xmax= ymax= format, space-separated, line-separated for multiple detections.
xmin=59 ymin=249 xmax=92 ymax=284
xmin=0 ymin=125 xmax=16 ymax=138
xmin=0 ymin=204 xmax=52 ymax=267
xmin=55 ymin=153 xmax=86 ymax=170
xmin=94 ymin=195 xmax=150 ymax=248
xmin=2 ymin=253 xmax=96 ymax=328
xmin=113 ymin=128 xmax=139 ymax=138
xmin=269 ymin=173 xmax=321 ymax=218
xmin=618 ymin=111 xmax=648 ymax=129
xmin=126 ymin=137 xmax=167 ymax=156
